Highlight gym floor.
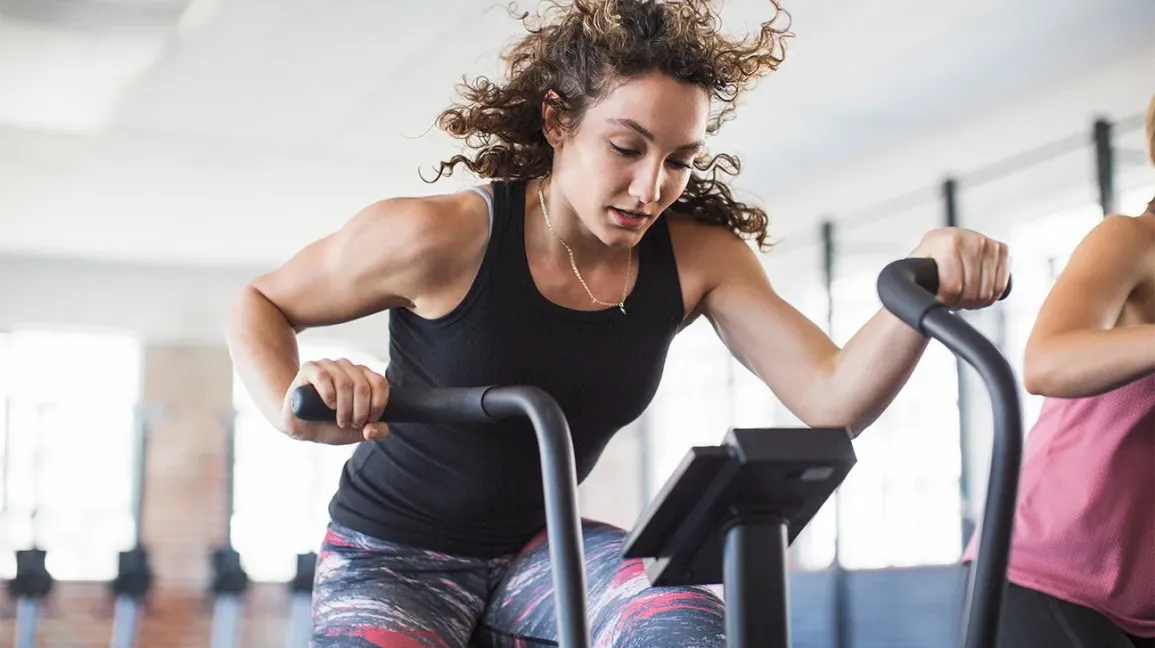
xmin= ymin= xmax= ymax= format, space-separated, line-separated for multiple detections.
xmin=0 ymin=1 xmax=1151 ymax=647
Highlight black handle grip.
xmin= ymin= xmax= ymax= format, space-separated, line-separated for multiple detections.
xmin=877 ymin=258 xmax=1012 ymax=334
xmin=290 ymin=384 xmax=496 ymax=423
xmin=290 ymin=382 xmax=593 ymax=646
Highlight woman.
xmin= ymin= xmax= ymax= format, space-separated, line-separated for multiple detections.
xmin=226 ymin=1 xmax=1011 ymax=646
xmin=970 ymin=96 xmax=1154 ymax=648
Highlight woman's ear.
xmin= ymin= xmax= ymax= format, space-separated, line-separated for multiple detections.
xmin=541 ymin=89 xmax=565 ymax=149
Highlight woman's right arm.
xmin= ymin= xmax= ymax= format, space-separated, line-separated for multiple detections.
xmin=1023 ymin=215 xmax=1155 ymax=398
xmin=226 ymin=194 xmax=477 ymax=444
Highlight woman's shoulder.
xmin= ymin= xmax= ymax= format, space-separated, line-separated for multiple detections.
xmin=663 ymin=212 xmax=765 ymax=307
xmin=1097 ymin=209 xmax=1155 ymax=236
xmin=665 ymin=212 xmax=755 ymax=266
xmin=340 ymin=186 xmax=493 ymax=294
xmin=1053 ymin=211 xmax=1155 ymax=312
xmin=1111 ymin=210 xmax=1155 ymax=285
xmin=1085 ymin=211 xmax=1155 ymax=266
xmin=358 ymin=185 xmax=492 ymax=253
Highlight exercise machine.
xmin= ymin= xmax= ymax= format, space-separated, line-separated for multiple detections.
xmin=290 ymin=257 xmax=1021 ymax=648
xmin=210 ymin=413 xmax=250 ymax=648
xmin=625 ymin=258 xmax=1019 ymax=648
xmin=284 ymin=431 xmax=321 ymax=648
xmin=108 ymin=406 xmax=154 ymax=648
xmin=622 ymin=426 xmax=854 ymax=647
xmin=110 ymin=548 xmax=152 ymax=648
xmin=284 ymin=551 xmax=316 ymax=648
xmin=210 ymin=546 xmax=249 ymax=648
xmin=8 ymin=405 xmax=53 ymax=648
xmin=292 ymin=384 xmax=592 ymax=647
xmin=887 ymin=259 xmax=1020 ymax=648
xmin=9 ymin=548 xmax=52 ymax=648
xmin=208 ymin=412 xmax=311 ymax=648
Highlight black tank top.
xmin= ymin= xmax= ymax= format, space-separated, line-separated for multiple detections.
xmin=328 ymin=179 xmax=686 ymax=557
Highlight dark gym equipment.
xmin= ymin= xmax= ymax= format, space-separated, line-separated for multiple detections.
xmin=109 ymin=549 xmax=152 ymax=648
xmin=7 ymin=406 xmax=157 ymax=648
xmin=210 ymin=414 xmax=250 ymax=648
xmin=8 ymin=407 xmax=52 ymax=648
xmin=210 ymin=546 xmax=249 ymax=648
xmin=877 ymin=258 xmax=1020 ymax=648
xmin=290 ymin=257 xmax=1020 ymax=648
xmin=621 ymin=427 xmax=855 ymax=647
xmin=9 ymin=548 xmax=52 ymax=648
xmin=284 ymin=551 xmax=316 ymax=648
xmin=109 ymin=407 xmax=154 ymax=648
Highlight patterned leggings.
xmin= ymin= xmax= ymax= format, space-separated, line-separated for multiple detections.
xmin=312 ymin=519 xmax=726 ymax=647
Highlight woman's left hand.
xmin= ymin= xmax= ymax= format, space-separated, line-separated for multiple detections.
xmin=910 ymin=227 xmax=1011 ymax=310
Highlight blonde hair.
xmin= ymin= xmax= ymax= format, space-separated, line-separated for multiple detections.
xmin=1147 ymin=93 xmax=1155 ymax=167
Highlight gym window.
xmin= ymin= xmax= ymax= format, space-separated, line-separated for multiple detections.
xmin=0 ymin=329 xmax=142 ymax=581
xmin=1004 ymin=203 xmax=1101 ymax=428
xmin=1005 ymin=184 xmax=1154 ymax=427
xmin=644 ymin=318 xmax=736 ymax=501
xmin=230 ymin=343 xmax=383 ymax=582
xmin=827 ymin=263 xmax=965 ymax=570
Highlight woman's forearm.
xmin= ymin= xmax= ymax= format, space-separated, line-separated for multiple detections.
xmin=1024 ymin=325 xmax=1155 ymax=398
xmin=226 ymin=285 xmax=304 ymax=428
xmin=818 ymin=307 xmax=931 ymax=435
xmin=226 ymin=285 xmax=373 ymax=445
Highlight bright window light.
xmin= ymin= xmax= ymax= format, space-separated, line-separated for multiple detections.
xmin=0 ymin=328 xmax=141 ymax=581
xmin=230 ymin=343 xmax=384 ymax=582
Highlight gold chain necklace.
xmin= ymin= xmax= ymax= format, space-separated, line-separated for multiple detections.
xmin=537 ymin=181 xmax=631 ymax=314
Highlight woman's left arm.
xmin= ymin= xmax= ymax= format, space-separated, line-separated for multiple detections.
xmin=697 ymin=227 xmax=1010 ymax=436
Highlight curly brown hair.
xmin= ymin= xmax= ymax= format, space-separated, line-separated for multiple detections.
xmin=426 ymin=0 xmax=792 ymax=250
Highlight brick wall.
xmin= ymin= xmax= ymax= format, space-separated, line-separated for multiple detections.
xmin=0 ymin=342 xmax=648 ymax=647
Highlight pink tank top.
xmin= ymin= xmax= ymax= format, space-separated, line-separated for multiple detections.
xmin=963 ymin=371 xmax=1155 ymax=637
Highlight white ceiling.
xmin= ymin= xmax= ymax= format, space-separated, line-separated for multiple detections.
xmin=0 ymin=0 xmax=1151 ymax=268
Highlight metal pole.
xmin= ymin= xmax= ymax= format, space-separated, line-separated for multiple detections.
xmin=821 ymin=220 xmax=851 ymax=648
xmin=484 ymin=388 xmax=591 ymax=648
xmin=210 ymin=595 xmax=243 ymax=648
xmin=943 ymin=178 xmax=977 ymax=546
xmin=209 ymin=412 xmax=246 ymax=648
xmin=109 ymin=596 xmax=142 ymax=648
xmin=638 ymin=414 xmax=654 ymax=505
xmin=917 ymin=315 xmax=1024 ymax=648
xmin=1094 ymin=118 xmax=1116 ymax=217
xmin=285 ymin=593 xmax=312 ymax=648
xmin=724 ymin=519 xmax=790 ymax=648
xmin=132 ymin=407 xmax=149 ymax=547
xmin=14 ymin=598 xmax=39 ymax=647
xmin=110 ymin=406 xmax=154 ymax=648
xmin=225 ymin=411 xmax=236 ymax=530
xmin=31 ymin=403 xmax=46 ymax=551
xmin=1 ymin=394 xmax=11 ymax=524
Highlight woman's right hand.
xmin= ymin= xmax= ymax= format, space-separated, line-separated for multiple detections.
xmin=280 ymin=358 xmax=391 ymax=444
